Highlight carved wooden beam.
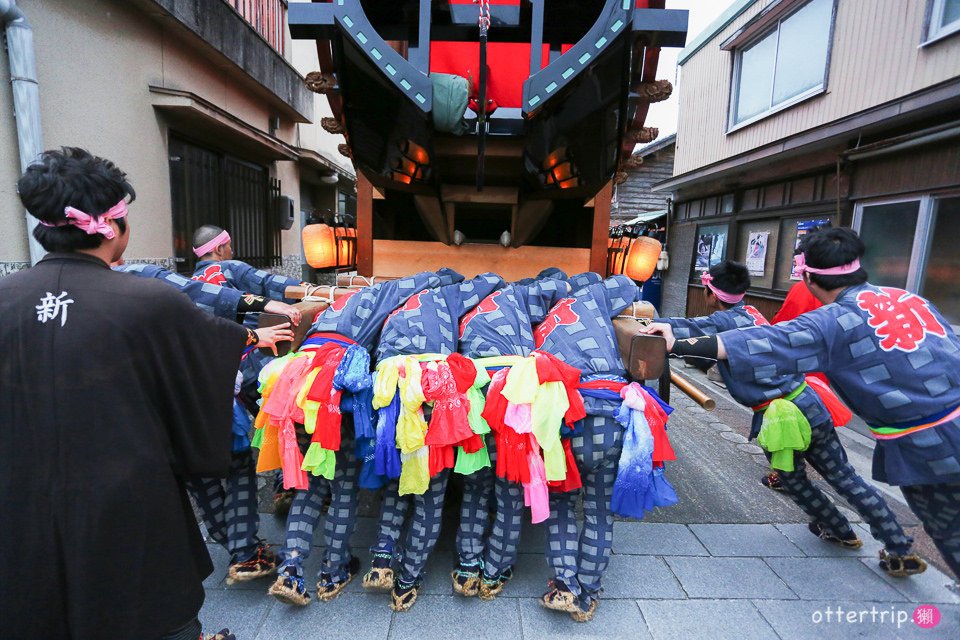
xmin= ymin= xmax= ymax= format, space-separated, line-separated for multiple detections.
xmin=305 ymin=71 xmax=338 ymax=94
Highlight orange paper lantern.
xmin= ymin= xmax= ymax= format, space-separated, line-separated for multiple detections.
xmin=302 ymin=223 xmax=337 ymax=269
xmin=623 ymin=236 xmax=662 ymax=283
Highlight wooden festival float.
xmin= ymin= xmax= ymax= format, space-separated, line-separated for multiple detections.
xmin=275 ymin=1 xmax=709 ymax=405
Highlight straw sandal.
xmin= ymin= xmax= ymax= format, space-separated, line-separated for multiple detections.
xmin=362 ymin=553 xmax=395 ymax=592
xmin=539 ymin=580 xmax=579 ymax=613
xmin=478 ymin=568 xmax=513 ymax=601
xmin=204 ymin=629 xmax=236 ymax=640
xmin=879 ymin=550 xmax=928 ymax=577
xmin=316 ymin=556 xmax=361 ymax=602
xmin=452 ymin=565 xmax=481 ymax=597
xmin=570 ymin=599 xmax=599 ymax=623
xmin=226 ymin=544 xmax=277 ymax=584
xmin=390 ymin=579 xmax=421 ymax=612
xmin=808 ymin=522 xmax=863 ymax=549
xmin=268 ymin=566 xmax=311 ymax=606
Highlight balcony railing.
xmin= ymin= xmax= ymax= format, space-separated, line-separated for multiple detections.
xmin=228 ymin=0 xmax=288 ymax=56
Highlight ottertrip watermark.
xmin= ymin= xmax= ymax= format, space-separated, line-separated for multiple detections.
xmin=810 ymin=604 xmax=941 ymax=630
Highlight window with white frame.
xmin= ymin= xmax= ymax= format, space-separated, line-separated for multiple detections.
xmin=854 ymin=194 xmax=960 ymax=325
xmin=729 ymin=0 xmax=835 ymax=128
xmin=926 ymin=0 xmax=960 ymax=43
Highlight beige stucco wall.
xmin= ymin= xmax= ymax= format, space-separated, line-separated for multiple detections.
xmin=1 ymin=0 xmax=303 ymax=266
xmin=673 ymin=0 xmax=960 ymax=176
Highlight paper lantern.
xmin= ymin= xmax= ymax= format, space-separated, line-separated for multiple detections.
xmin=303 ymin=223 xmax=337 ymax=269
xmin=623 ymin=236 xmax=662 ymax=283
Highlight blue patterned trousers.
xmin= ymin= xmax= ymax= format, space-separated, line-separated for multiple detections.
xmin=370 ymin=479 xmax=411 ymax=559
xmin=186 ymin=449 xmax=261 ymax=562
xmin=455 ymin=437 xmax=524 ymax=579
xmin=397 ymin=470 xmax=450 ymax=585
xmin=280 ymin=418 xmax=360 ymax=583
xmin=901 ymin=482 xmax=960 ymax=580
xmin=545 ymin=415 xmax=622 ymax=606
xmin=776 ymin=422 xmax=913 ymax=555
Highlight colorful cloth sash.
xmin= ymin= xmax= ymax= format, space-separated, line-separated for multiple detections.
xmin=753 ymin=383 xmax=811 ymax=472
xmin=868 ymin=402 xmax=960 ymax=441
xmin=609 ymin=381 xmax=678 ymax=519
xmin=253 ymin=332 xmax=371 ymax=489
xmin=373 ymin=353 xmax=486 ymax=496
xmin=480 ymin=351 xmax=586 ymax=523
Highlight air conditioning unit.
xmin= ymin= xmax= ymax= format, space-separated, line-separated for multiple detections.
xmin=276 ymin=195 xmax=295 ymax=230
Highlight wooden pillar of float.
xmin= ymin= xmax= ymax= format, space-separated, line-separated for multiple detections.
xmin=590 ymin=181 xmax=613 ymax=275
xmin=356 ymin=172 xmax=375 ymax=277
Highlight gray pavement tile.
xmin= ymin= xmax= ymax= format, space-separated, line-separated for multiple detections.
xmin=754 ymin=599 xmax=960 ymax=640
xmin=199 ymin=589 xmax=274 ymax=639
xmin=859 ymin=558 xmax=960 ymax=605
xmin=419 ymin=548 xmax=456 ymax=595
xmin=639 ymin=599 xmax=779 ymax=640
xmin=204 ymin=544 xmax=231 ymax=589
xmin=255 ymin=514 xmax=288 ymax=546
xmin=665 ymin=557 xmax=796 ymax=599
xmin=689 ymin=524 xmax=805 ymax=557
xmin=612 ymin=522 xmax=709 ymax=556
xmin=775 ymin=523 xmax=882 ymax=558
xmin=493 ymin=552 xmax=553 ymax=597
xmin=388 ymin=596 xmax=521 ymax=640
xmin=517 ymin=521 xmax=549 ymax=553
xmin=765 ymin=557 xmax=907 ymax=602
xmin=601 ymin=555 xmax=686 ymax=599
xmin=719 ymin=431 xmax=749 ymax=444
xmin=519 ymin=598 xmax=652 ymax=639
xmin=256 ymin=593 xmax=393 ymax=640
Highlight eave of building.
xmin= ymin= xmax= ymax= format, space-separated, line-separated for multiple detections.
xmin=652 ymin=76 xmax=960 ymax=200
xmin=133 ymin=0 xmax=313 ymax=123
xmin=298 ymin=148 xmax=356 ymax=181
xmin=635 ymin=133 xmax=677 ymax=159
xmin=677 ymin=0 xmax=758 ymax=66
xmin=150 ymin=86 xmax=300 ymax=161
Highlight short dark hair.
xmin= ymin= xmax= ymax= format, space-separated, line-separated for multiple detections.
xmin=192 ymin=224 xmax=227 ymax=252
xmin=799 ymin=227 xmax=868 ymax=290
xmin=19 ymin=147 xmax=134 ymax=253
xmin=707 ymin=260 xmax=750 ymax=307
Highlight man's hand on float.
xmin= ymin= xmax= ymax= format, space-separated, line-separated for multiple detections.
xmin=254 ymin=322 xmax=295 ymax=356
xmin=264 ymin=301 xmax=302 ymax=326
xmin=641 ymin=322 xmax=676 ymax=351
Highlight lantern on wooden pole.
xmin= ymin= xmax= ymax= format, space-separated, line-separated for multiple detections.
xmin=623 ymin=235 xmax=662 ymax=283
xmin=302 ymin=212 xmax=357 ymax=270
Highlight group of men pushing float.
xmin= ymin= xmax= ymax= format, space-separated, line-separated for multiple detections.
xmin=4 ymin=149 xmax=958 ymax=638
xmin=146 ymin=220 xmax=958 ymax=622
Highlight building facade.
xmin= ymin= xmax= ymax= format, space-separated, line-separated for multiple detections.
xmin=654 ymin=0 xmax=960 ymax=324
xmin=1 ymin=0 xmax=354 ymax=279
xmin=613 ymin=134 xmax=675 ymax=225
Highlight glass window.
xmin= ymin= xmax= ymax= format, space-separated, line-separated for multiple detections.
xmin=858 ymin=201 xmax=920 ymax=289
xmin=928 ymin=0 xmax=960 ymax=42
xmin=731 ymin=0 xmax=834 ymax=126
xmin=920 ymin=197 xmax=960 ymax=324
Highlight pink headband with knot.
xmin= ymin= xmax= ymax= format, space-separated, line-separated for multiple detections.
xmin=39 ymin=199 xmax=128 ymax=239
xmin=701 ymin=272 xmax=745 ymax=304
xmin=795 ymin=253 xmax=861 ymax=275
xmin=194 ymin=230 xmax=231 ymax=257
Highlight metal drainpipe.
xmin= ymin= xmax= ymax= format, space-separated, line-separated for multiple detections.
xmin=1 ymin=0 xmax=45 ymax=264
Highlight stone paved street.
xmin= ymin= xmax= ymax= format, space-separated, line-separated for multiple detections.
xmin=199 ymin=369 xmax=960 ymax=639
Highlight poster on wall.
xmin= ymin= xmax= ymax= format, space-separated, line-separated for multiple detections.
xmin=696 ymin=233 xmax=726 ymax=272
xmin=790 ymin=218 xmax=833 ymax=279
xmin=746 ymin=231 xmax=769 ymax=276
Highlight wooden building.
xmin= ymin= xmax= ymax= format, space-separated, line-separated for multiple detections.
xmin=653 ymin=0 xmax=960 ymax=325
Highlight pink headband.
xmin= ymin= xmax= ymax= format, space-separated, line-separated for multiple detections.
xmin=701 ymin=272 xmax=745 ymax=304
xmin=795 ymin=253 xmax=861 ymax=275
xmin=39 ymin=199 xmax=128 ymax=239
xmin=194 ymin=230 xmax=231 ymax=257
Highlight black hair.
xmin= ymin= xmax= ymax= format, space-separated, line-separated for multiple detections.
xmin=707 ymin=260 xmax=750 ymax=308
xmin=192 ymin=224 xmax=227 ymax=252
xmin=19 ymin=147 xmax=134 ymax=253
xmin=799 ymin=227 xmax=868 ymax=290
